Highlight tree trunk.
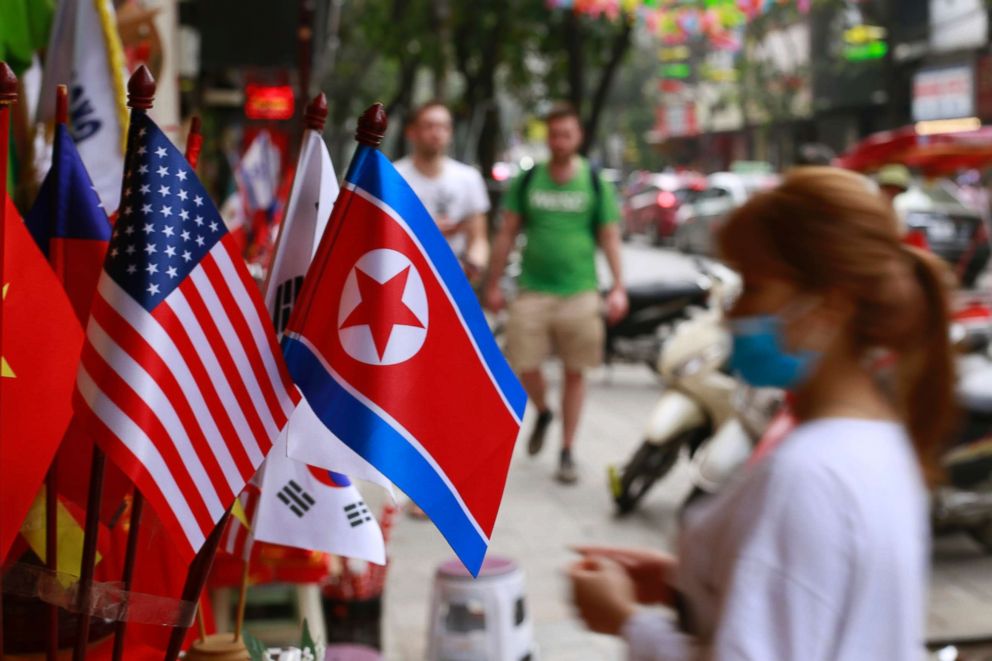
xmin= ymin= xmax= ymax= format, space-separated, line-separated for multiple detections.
xmin=431 ymin=0 xmax=451 ymax=99
xmin=564 ymin=10 xmax=585 ymax=112
xmin=386 ymin=57 xmax=420 ymax=157
xmin=581 ymin=15 xmax=632 ymax=155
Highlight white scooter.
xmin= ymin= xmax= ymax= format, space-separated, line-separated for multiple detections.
xmin=609 ymin=261 xmax=782 ymax=515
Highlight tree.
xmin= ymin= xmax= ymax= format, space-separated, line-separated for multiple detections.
xmin=319 ymin=1 xmax=637 ymax=172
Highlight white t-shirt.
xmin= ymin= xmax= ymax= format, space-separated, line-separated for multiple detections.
xmin=394 ymin=156 xmax=490 ymax=256
xmin=623 ymin=418 xmax=929 ymax=661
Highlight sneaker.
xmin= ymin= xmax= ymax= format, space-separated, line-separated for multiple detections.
xmin=527 ymin=409 xmax=553 ymax=456
xmin=556 ymin=449 xmax=578 ymax=484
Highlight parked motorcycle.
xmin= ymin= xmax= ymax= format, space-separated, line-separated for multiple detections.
xmin=608 ymin=261 xmax=782 ymax=514
xmin=934 ymin=347 xmax=992 ymax=551
xmin=604 ymin=279 xmax=708 ymax=370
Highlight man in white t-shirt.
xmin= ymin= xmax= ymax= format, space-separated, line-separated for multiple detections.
xmin=395 ymin=101 xmax=491 ymax=282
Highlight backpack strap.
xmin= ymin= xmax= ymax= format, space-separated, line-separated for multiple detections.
xmin=517 ymin=165 xmax=537 ymax=226
xmin=589 ymin=163 xmax=603 ymax=236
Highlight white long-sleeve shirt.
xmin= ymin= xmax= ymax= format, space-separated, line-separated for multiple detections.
xmin=623 ymin=418 xmax=930 ymax=660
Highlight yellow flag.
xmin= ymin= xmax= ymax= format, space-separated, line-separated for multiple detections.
xmin=20 ymin=490 xmax=99 ymax=586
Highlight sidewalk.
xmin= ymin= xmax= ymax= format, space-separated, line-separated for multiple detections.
xmin=379 ymin=364 xmax=992 ymax=660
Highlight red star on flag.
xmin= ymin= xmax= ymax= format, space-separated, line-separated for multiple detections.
xmin=341 ymin=266 xmax=424 ymax=360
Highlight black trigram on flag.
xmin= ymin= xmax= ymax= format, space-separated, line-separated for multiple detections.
xmin=344 ymin=500 xmax=372 ymax=527
xmin=277 ymin=480 xmax=316 ymax=518
xmin=273 ymin=275 xmax=304 ymax=336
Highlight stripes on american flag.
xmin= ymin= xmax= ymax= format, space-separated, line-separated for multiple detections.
xmin=73 ymin=113 xmax=299 ymax=559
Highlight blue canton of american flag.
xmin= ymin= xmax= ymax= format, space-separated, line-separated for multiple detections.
xmin=110 ymin=119 xmax=223 ymax=306
xmin=73 ymin=112 xmax=300 ymax=560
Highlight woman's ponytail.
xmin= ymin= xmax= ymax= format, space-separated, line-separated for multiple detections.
xmin=898 ymin=246 xmax=956 ymax=485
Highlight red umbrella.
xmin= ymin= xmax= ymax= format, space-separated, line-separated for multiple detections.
xmin=836 ymin=124 xmax=992 ymax=173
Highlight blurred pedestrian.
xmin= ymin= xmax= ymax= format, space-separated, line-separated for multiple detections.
xmin=570 ymin=167 xmax=954 ymax=659
xmin=876 ymin=163 xmax=911 ymax=207
xmin=395 ymin=100 xmax=490 ymax=283
xmin=793 ymin=142 xmax=835 ymax=167
xmin=485 ymin=102 xmax=628 ymax=484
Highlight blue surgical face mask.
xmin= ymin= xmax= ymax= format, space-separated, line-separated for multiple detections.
xmin=728 ymin=313 xmax=821 ymax=390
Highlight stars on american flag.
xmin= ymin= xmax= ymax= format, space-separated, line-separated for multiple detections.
xmin=105 ymin=114 xmax=229 ymax=311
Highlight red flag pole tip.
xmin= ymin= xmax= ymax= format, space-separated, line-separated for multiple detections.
xmin=55 ymin=85 xmax=69 ymax=125
xmin=0 ymin=62 xmax=17 ymax=105
xmin=305 ymin=92 xmax=329 ymax=132
xmin=355 ymin=103 xmax=387 ymax=148
xmin=126 ymin=64 xmax=156 ymax=110
xmin=189 ymin=115 xmax=201 ymax=136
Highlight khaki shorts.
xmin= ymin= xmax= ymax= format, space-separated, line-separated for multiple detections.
xmin=505 ymin=291 xmax=604 ymax=372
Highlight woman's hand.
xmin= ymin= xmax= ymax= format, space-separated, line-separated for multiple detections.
xmin=568 ymin=556 xmax=638 ymax=636
xmin=573 ymin=545 xmax=678 ymax=606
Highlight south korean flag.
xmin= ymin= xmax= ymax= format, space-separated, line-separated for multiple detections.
xmin=252 ymin=434 xmax=385 ymax=564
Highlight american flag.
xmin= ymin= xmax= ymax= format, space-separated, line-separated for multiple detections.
xmin=73 ymin=113 xmax=299 ymax=559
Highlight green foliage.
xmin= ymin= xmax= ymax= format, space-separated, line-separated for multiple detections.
xmin=320 ymin=0 xmax=634 ymax=166
xmin=300 ymin=617 xmax=319 ymax=658
xmin=241 ymin=630 xmax=268 ymax=661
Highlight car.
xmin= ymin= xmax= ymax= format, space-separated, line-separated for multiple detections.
xmin=895 ymin=181 xmax=990 ymax=288
xmin=621 ymin=171 xmax=706 ymax=245
xmin=673 ymin=170 xmax=779 ymax=255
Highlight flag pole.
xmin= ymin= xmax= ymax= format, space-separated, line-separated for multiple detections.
xmin=111 ymin=111 xmax=198 ymax=661
xmin=44 ymin=83 xmax=70 ymax=661
xmin=73 ymin=65 xmax=156 ymax=661
xmin=0 ymin=59 xmax=19 ymax=661
xmin=163 ymin=510 xmax=231 ymax=661
xmin=110 ymin=490 xmax=142 ymax=661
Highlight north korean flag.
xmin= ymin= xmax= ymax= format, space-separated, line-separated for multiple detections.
xmin=283 ymin=142 xmax=526 ymax=576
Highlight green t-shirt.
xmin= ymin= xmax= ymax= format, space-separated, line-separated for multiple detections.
xmin=503 ymin=159 xmax=619 ymax=296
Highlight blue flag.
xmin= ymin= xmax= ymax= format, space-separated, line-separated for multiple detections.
xmin=26 ymin=123 xmax=111 ymax=323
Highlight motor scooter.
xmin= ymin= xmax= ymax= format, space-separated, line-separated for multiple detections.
xmin=608 ymin=262 xmax=782 ymax=514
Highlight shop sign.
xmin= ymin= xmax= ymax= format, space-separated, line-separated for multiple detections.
xmin=930 ymin=0 xmax=988 ymax=53
xmin=913 ymin=64 xmax=974 ymax=121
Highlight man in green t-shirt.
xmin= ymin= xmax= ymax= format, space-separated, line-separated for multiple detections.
xmin=485 ymin=103 xmax=628 ymax=484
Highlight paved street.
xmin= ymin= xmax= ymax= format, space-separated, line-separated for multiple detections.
xmin=378 ymin=363 xmax=992 ymax=660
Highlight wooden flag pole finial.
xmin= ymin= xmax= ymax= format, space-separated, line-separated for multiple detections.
xmin=0 ymin=61 xmax=16 ymax=105
xmin=304 ymin=92 xmax=329 ymax=132
xmin=127 ymin=64 xmax=156 ymax=110
xmin=355 ymin=103 xmax=387 ymax=148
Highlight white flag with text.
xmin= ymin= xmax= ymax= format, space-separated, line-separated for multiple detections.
xmin=38 ymin=0 xmax=127 ymax=213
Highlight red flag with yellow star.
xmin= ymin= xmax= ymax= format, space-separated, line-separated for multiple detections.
xmin=0 ymin=194 xmax=83 ymax=561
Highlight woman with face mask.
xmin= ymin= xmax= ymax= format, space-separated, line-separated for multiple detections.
xmin=569 ymin=167 xmax=955 ymax=660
